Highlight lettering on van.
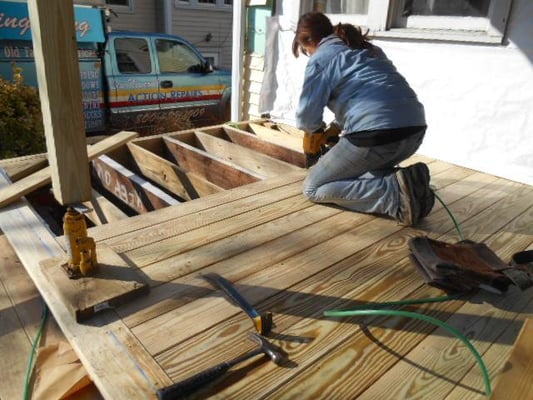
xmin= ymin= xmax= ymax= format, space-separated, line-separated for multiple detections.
xmin=0 ymin=13 xmax=92 ymax=38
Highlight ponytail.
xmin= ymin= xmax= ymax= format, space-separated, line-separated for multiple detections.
xmin=334 ymin=23 xmax=375 ymax=54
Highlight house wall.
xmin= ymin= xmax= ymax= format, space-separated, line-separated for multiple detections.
xmin=259 ymin=0 xmax=533 ymax=186
xmin=169 ymin=8 xmax=233 ymax=70
xmin=377 ymin=0 xmax=533 ymax=186
xmin=106 ymin=0 xmax=159 ymax=33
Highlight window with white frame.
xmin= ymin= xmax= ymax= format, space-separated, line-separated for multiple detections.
xmin=301 ymin=0 xmax=513 ymax=44
xmin=105 ymin=0 xmax=133 ymax=9
xmin=175 ymin=0 xmax=232 ymax=8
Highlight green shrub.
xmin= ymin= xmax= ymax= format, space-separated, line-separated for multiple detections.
xmin=0 ymin=68 xmax=46 ymax=159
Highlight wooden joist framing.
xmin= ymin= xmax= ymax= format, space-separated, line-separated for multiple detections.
xmin=221 ymin=125 xmax=306 ymax=168
xmin=247 ymin=122 xmax=304 ymax=152
xmin=193 ymin=130 xmax=302 ymax=177
xmin=91 ymin=155 xmax=180 ymax=214
xmin=0 ymin=131 xmax=138 ymax=209
xmin=163 ymin=136 xmax=263 ymax=189
xmin=127 ymin=138 xmax=222 ymax=200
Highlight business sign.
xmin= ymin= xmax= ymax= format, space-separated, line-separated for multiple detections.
xmin=0 ymin=1 xmax=106 ymax=43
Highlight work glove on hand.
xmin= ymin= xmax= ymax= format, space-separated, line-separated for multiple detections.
xmin=303 ymin=123 xmax=342 ymax=168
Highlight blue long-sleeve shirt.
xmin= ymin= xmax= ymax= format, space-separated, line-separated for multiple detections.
xmin=295 ymin=35 xmax=425 ymax=134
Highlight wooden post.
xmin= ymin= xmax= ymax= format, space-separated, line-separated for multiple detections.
xmin=27 ymin=0 xmax=91 ymax=205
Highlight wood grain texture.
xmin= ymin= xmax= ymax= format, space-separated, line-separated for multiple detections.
xmin=27 ymin=0 xmax=91 ymax=205
xmin=0 ymin=131 xmax=138 ymax=209
xmin=3 ymin=148 xmax=533 ymax=400
xmin=41 ymin=244 xmax=149 ymax=322
xmin=0 ymin=170 xmax=172 ymax=399
xmin=164 ymin=136 xmax=263 ymax=188
xmin=194 ymin=130 xmax=302 ymax=177
xmin=489 ymin=318 xmax=533 ymax=399
xmin=127 ymin=140 xmax=222 ymax=200
xmin=91 ymin=155 xmax=180 ymax=214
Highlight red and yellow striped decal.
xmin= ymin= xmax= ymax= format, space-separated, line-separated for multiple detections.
xmin=110 ymin=84 xmax=226 ymax=108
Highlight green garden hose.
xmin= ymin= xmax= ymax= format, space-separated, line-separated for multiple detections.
xmin=323 ymin=187 xmax=491 ymax=397
xmin=324 ymin=308 xmax=491 ymax=397
xmin=23 ymin=300 xmax=49 ymax=400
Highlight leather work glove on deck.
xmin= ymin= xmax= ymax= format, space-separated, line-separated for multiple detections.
xmin=408 ymin=236 xmax=533 ymax=294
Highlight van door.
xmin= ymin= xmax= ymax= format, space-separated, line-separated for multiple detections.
xmin=153 ymin=36 xmax=227 ymax=125
xmin=105 ymin=34 xmax=160 ymax=129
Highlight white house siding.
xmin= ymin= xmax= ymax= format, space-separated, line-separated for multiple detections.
xmin=259 ymin=0 xmax=533 ymax=186
xmin=244 ymin=54 xmax=265 ymax=119
xmin=107 ymin=0 xmax=159 ymax=33
xmin=170 ymin=8 xmax=233 ymax=70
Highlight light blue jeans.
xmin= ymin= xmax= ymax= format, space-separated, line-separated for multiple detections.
xmin=303 ymin=131 xmax=425 ymax=218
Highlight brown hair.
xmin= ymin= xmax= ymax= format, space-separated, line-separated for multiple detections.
xmin=292 ymin=12 xmax=374 ymax=57
xmin=334 ymin=23 xmax=374 ymax=52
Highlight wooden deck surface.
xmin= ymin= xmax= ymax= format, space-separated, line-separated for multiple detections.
xmin=1 ymin=147 xmax=532 ymax=399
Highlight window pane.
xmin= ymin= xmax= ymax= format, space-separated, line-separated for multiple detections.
xmin=105 ymin=0 xmax=130 ymax=6
xmin=324 ymin=0 xmax=368 ymax=14
xmin=156 ymin=39 xmax=203 ymax=73
xmin=402 ymin=0 xmax=490 ymax=17
xmin=114 ymin=38 xmax=151 ymax=74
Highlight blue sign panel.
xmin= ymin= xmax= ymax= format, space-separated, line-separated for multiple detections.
xmin=0 ymin=1 xmax=106 ymax=43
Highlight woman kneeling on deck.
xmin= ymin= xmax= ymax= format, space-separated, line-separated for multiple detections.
xmin=293 ymin=11 xmax=434 ymax=226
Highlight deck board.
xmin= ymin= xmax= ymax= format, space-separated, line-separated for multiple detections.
xmin=1 ymin=149 xmax=532 ymax=399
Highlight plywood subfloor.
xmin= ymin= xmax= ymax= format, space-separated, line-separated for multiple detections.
xmin=1 ymin=155 xmax=532 ymax=399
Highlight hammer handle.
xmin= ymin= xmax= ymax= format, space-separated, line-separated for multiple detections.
xmin=156 ymin=349 xmax=260 ymax=399
xmin=156 ymin=362 xmax=231 ymax=399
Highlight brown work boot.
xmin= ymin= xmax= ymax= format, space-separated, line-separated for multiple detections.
xmin=396 ymin=162 xmax=434 ymax=226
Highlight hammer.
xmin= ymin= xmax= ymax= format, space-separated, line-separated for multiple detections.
xmin=202 ymin=272 xmax=273 ymax=335
xmin=156 ymin=332 xmax=287 ymax=399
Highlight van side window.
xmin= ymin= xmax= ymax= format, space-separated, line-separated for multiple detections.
xmin=156 ymin=39 xmax=203 ymax=73
xmin=114 ymin=38 xmax=152 ymax=74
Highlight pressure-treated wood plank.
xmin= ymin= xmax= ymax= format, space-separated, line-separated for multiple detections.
xmin=247 ymin=122 xmax=303 ymax=152
xmin=145 ymin=163 xmax=497 ymax=363
xmin=0 ymin=169 xmax=172 ymax=399
xmin=445 ymin=259 xmax=533 ymax=400
xmin=0 ymin=153 xmax=48 ymax=182
xmin=127 ymin=139 xmax=222 ymax=200
xmin=41 ymin=244 xmax=149 ymax=322
xmin=192 ymin=130 xmax=302 ymax=177
xmin=203 ymin=198 xmax=529 ymax=400
xmin=139 ymin=210 xmax=383 ymax=356
xmin=0 ymin=254 xmax=34 ymax=400
xmin=491 ymin=319 xmax=533 ymax=400
xmin=122 ymin=191 xmax=308 ymax=269
xmin=217 ymin=125 xmax=306 ymax=167
xmin=124 ymin=162 xmax=495 ymax=340
xmin=102 ymin=179 xmax=305 ymax=253
xmin=0 ymin=233 xmax=97 ymax=400
xmin=149 ymin=171 xmax=527 ymax=399
xmin=0 ymin=131 xmax=138 ymax=209
xmin=92 ymin=155 xmax=180 ymax=214
xmin=119 ymin=203 xmax=344 ymax=327
xmin=87 ymin=169 xmax=306 ymax=243
xmin=83 ymin=189 xmax=129 ymax=226
xmin=164 ymin=136 xmax=263 ymax=188
xmin=28 ymin=0 xmax=91 ymax=205
xmin=312 ymin=190 xmax=533 ymax=400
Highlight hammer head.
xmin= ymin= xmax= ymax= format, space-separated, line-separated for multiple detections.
xmin=248 ymin=332 xmax=287 ymax=365
xmin=252 ymin=312 xmax=273 ymax=335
